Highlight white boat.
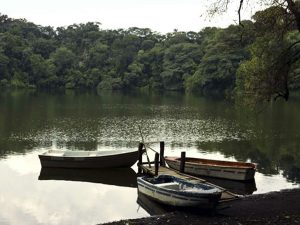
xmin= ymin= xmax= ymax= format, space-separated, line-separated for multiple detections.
xmin=39 ymin=149 xmax=138 ymax=169
xmin=137 ymin=175 xmax=222 ymax=209
xmin=165 ymin=156 xmax=256 ymax=181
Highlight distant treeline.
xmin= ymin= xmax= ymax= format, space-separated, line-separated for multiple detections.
xmin=0 ymin=6 xmax=299 ymax=99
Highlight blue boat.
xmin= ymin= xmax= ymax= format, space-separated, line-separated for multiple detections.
xmin=137 ymin=175 xmax=222 ymax=209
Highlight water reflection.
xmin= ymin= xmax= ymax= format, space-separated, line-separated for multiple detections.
xmin=195 ymin=139 xmax=300 ymax=184
xmin=39 ymin=167 xmax=137 ymax=188
xmin=0 ymin=151 xmax=147 ymax=225
xmin=137 ymin=190 xmax=218 ymax=216
xmin=279 ymin=155 xmax=300 ymax=183
xmin=1 ymin=90 xmax=300 ymax=224
xmin=137 ymin=192 xmax=173 ymax=216
xmin=202 ymin=177 xmax=257 ymax=195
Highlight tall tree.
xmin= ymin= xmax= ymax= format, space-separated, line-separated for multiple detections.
xmin=236 ymin=7 xmax=300 ymax=104
xmin=208 ymin=1 xmax=300 ymax=102
xmin=208 ymin=0 xmax=300 ymax=30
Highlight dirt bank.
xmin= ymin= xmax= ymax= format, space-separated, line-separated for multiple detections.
xmin=102 ymin=189 xmax=300 ymax=225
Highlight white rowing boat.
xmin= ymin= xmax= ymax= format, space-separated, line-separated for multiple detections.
xmin=137 ymin=175 xmax=222 ymax=209
xmin=39 ymin=149 xmax=138 ymax=169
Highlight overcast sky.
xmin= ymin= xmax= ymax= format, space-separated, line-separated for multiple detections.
xmin=1 ymin=0 xmax=261 ymax=33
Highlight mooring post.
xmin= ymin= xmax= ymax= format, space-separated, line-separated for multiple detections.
xmin=138 ymin=142 xmax=144 ymax=173
xmin=159 ymin=141 xmax=165 ymax=166
xmin=180 ymin=151 xmax=186 ymax=173
xmin=155 ymin=152 xmax=159 ymax=176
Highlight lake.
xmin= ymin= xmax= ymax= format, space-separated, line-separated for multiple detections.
xmin=0 ymin=90 xmax=300 ymax=224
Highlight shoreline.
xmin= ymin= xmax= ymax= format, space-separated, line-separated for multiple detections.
xmin=102 ymin=188 xmax=300 ymax=225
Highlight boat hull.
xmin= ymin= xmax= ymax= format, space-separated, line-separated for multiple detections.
xmin=39 ymin=150 xmax=138 ymax=169
xmin=165 ymin=157 xmax=256 ymax=181
xmin=137 ymin=176 xmax=222 ymax=209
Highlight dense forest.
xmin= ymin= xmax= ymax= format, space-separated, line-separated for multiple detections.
xmin=0 ymin=6 xmax=300 ymax=101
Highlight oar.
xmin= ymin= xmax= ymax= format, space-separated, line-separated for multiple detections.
xmin=138 ymin=125 xmax=151 ymax=168
xmin=143 ymin=144 xmax=158 ymax=154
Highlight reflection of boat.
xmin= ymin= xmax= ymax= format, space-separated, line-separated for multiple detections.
xmin=137 ymin=175 xmax=222 ymax=209
xmin=200 ymin=176 xmax=257 ymax=195
xmin=137 ymin=191 xmax=174 ymax=216
xmin=38 ymin=167 xmax=137 ymax=188
xmin=165 ymin=156 xmax=256 ymax=181
xmin=39 ymin=149 xmax=138 ymax=169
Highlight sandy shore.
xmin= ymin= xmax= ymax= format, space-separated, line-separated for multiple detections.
xmin=102 ymin=188 xmax=300 ymax=225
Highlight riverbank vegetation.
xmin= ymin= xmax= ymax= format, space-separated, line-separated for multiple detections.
xmin=0 ymin=4 xmax=300 ymax=103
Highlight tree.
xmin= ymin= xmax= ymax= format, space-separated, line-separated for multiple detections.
xmin=208 ymin=1 xmax=300 ymax=102
xmin=186 ymin=24 xmax=251 ymax=96
xmin=236 ymin=7 xmax=300 ymax=104
xmin=135 ymin=43 xmax=165 ymax=90
xmin=0 ymin=47 xmax=9 ymax=81
xmin=50 ymin=47 xmax=76 ymax=75
xmin=123 ymin=62 xmax=144 ymax=88
xmin=207 ymin=0 xmax=300 ymax=30
xmin=85 ymin=43 xmax=109 ymax=69
xmin=32 ymin=38 xmax=57 ymax=58
xmin=161 ymin=42 xmax=203 ymax=91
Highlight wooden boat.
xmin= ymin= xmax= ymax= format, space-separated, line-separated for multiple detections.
xmin=165 ymin=156 xmax=256 ymax=181
xmin=38 ymin=167 xmax=137 ymax=188
xmin=137 ymin=175 xmax=222 ymax=209
xmin=38 ymin=149 xmax=138 ymax=169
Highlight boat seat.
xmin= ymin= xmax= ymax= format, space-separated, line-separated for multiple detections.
xmin=45 ymin=150 xmax=64 ymax=156
xmin=63 ymin=152 xmax=87 ymax=157
xmin=156 ymin=182 xmax=180 ymax=190
xmin=47 ymin=152 xmax=64 ymax=156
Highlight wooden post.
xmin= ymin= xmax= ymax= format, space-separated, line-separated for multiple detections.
xmin=180 ymin=151 xmax=186 ymax=173
xmin=155 ymin=152 xmax=159 ymax=176
xmin=159 ymin=141 xmax=165 ymax=166
xmin=138 ymin=142 xmax=144 ymax=173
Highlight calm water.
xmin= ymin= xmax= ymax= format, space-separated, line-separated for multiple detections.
xmin=0 ymin=90 xmax=300 ymax=224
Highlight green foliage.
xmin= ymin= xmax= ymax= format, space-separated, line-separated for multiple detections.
xmin=50 ymin=47 xmax=76 ymax=74
xmin=235 ymin=6 xmax=300 ymax=104
xmin=162 ymin=43 xmax=203 ymax=91
xmin=85 ymin=43 xmax=109 ymax=69
xmin=0 ymin=8 xmax=299 ymax=99
xmin=97 ymin=76 xmax=123 ymax=90
xmin=186 ymin=25 xmax=249 ymax=96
